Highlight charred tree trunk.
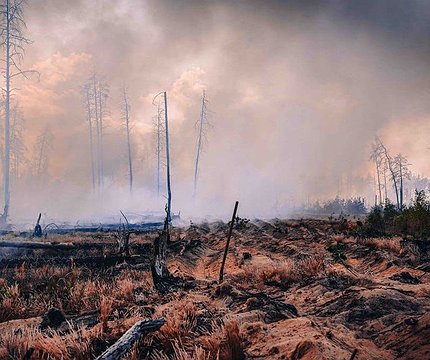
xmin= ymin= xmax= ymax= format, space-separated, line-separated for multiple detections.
xmin=33 ymin=213 xmax=42 ymax=237
xmin=117 ymin=210 xmax=130 ymax=256
xmin=151 ymin=212 xmax=171 ymax=291
xmin=95 ymin=318 xmax=165 ymax=360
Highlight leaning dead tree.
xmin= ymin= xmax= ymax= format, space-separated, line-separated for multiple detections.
xmin=121 ymin=87 xmax=133 ymax=192
xmin=153 ymin=92 xmax=172 ymax=222
xmin=0 ymin=0 xmax=37 ymax=225
xmin=193 ymin=90 xmax=211 ymax=197
xmin=219 ymin=201 xmax=239 ymax=283
xmin=33 ymin=212 xmax=42 ymax=237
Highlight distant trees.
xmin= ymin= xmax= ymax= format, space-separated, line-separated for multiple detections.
xmin=10 ymin=103 xmax=26 ymax=182
xmin=121 ymin=87 xmax=133 ymax=192
xmin=0 ymin=0 xmax=37 ymax=224
xmin=82 ymin=73 xmax=109 ymax=192
xmin=33 ymin=124 xmax=53 ymax=180
xmin=372 ymin=137 xmax=410 ymax=210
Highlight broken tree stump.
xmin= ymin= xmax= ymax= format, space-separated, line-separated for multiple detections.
xmin=219 ymin=201 xmax=239 ymax=283
xmin=151 ymin=212 xmax=171 ymax=291
xmin=116 ymin=211 xmax=131 ymax=256
xmin=33 ymin=213 xmax=42 ymax=237
xmin=95 ymin=318 xmax=165 ymax=360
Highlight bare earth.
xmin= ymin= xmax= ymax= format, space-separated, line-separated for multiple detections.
xmin=0 ymin=218 xmax=429 ymax=359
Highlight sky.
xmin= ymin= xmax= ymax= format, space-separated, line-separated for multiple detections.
xmin=3 ymin=0 xmax=430 ymax=223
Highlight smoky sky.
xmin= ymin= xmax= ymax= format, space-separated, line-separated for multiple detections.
xmin=5 ymin=0 xmax=430 ymax=222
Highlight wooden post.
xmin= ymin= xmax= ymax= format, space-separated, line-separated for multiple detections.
xmin=219 ymin=201 xmax=239 ymax=283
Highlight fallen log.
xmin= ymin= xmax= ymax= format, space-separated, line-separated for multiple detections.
xmin=95 ymin=318 xmax=165 ymax=360
xmin=0 ymin=240 xmax=77 ymax=250
xmin=0 ymin=254 xmax=150 ymax=268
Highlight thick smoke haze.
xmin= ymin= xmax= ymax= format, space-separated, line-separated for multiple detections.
xmin=3 ymin=0 xmax=430 ymax=223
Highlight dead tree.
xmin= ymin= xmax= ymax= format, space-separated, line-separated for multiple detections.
xmin=153 ymin=102 xmax=165 ymax=196
xmin=370 ymin=141 xmax=384 ymax=206
xmin=81 ymin=83 xmax=95 ymax=192
xmin=151 ymin=207 xmax=171 ymax=291
xmin=95 ymin=318 xmax=165 ymax=360
xmin=0 ymin=0 xmax=38 ymax=225
xmin=116 ymin=210 xmax=130 ymax=256
xmin=193 ymin=90 xmax=211 ymax=197
xmin=393 ymin=154 xmax=411 ymax=210
xmin=376 ymin=137 xmax=401 ymax=210
xmin=153 ymin=92 xmax=172 ymax=222
xmin=33 ymin=213 xmax=42 ymax=237
xmin=121 ymin=88 xmax=133 ymax=192
xmin=97 ymin=79 xmax=109 ymax=188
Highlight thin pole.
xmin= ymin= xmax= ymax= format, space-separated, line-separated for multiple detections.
xmin=164 ymin=92 xmax=172 ymax=223
xmin=193 ymin=90 xmax=205 ymax=197
xmin=219 ymin=201 xmax=239 ymax=283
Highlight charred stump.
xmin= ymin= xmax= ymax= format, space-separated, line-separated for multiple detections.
xmin=33 ymin=213 xmax=43 ymax=237
xmin=116 ymin=211 xmax=130 ymax=256
xmin=151 ymin=213 xmax=172 ymax=292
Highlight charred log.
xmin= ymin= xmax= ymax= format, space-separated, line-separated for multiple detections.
xmin=95 ymin=318 xmax=165 ymax=360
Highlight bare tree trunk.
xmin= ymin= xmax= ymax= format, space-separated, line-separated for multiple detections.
xmin=375 ymin=160 xmax=382 ymax=206
xmin=193 ymin=90 xmax=205 ymax=197
xmin=399 ymin=162 xmax=403 ymax=209
xmin=164 ymin=92 xmax=172 ymax=223
xmin=1 ymin=0 xmax=11 ymax=225
xmin=98 ymin=89 xmax=104 ymax=188
xmin=151 ymin=212 xmax=171 ymax=291
xmin=383 ymin=167 xmax=388 ymax=205
xmin=156 ymin=104 xmax=162 ymax=197
xmin=85 ymin=89 xmax=95 ymax=191
xmin=92 ymin=75 xmax=101 ymax=190
xmin=122 ymin=89 xmax=133 ymax=192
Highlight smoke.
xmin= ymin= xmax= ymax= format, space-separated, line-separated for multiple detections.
xmin=4 ymin=0 xmax=430 ymax=222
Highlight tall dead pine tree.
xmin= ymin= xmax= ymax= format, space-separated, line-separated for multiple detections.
xmin=121 ymin=88 xmax=133 ymax=192
xmin=153 ymin=92 xmax=172 ymax=222
xmin=193 ymin=90 xmax=210 ymax=197
xmin=0 ymin=0 xmax=37 ymax=225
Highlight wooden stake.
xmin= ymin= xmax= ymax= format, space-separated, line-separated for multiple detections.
xmin=219 ymin=201 xmax=239 ymax=283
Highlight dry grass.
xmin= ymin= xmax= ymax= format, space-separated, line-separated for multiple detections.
xmin=0 ymin=264 xmax=152 ymax=322
xmin=239 ymin=253 xmax=326 ymax=288
xmin=362 ymin=237 xmax=403 ymax=255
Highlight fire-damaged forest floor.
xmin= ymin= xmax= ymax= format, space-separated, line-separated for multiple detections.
xmin=0 ymin=218 xmax=429 ymax=359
